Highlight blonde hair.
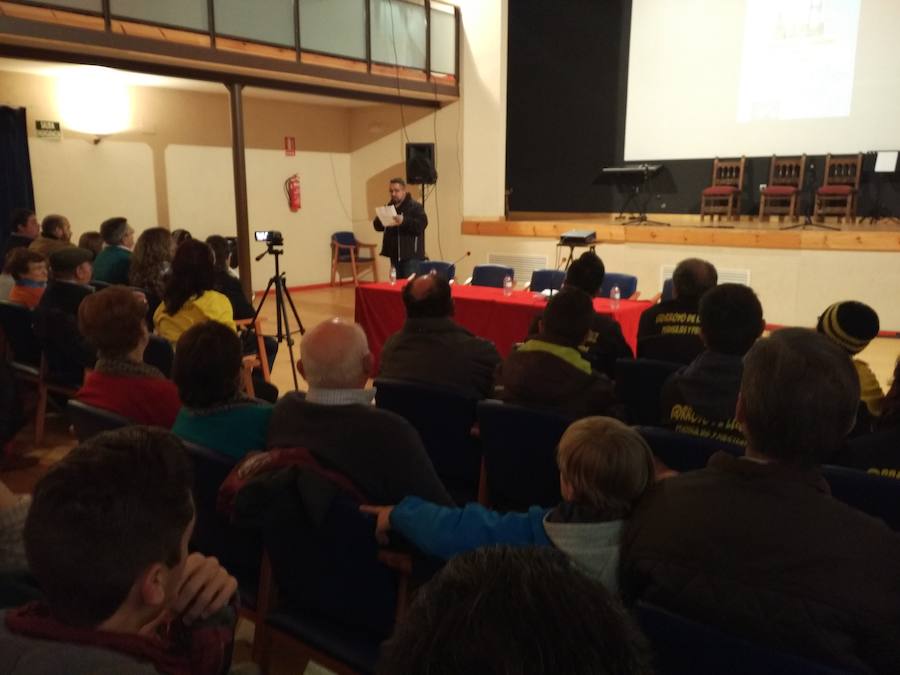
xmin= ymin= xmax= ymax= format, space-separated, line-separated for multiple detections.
xmin=556 ymin=417 xmax=655 ymax=514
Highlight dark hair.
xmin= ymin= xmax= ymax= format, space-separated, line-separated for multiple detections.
xmin=40 ymin=214 xmax=67 ymax=239
xmin=9 ymin=208 xmax=34 ymax=233
xmin=741 ymin=328 xmax=859 ymax=465
xmin=565 ymin=251 xmax=606 ymax=296
xmin=99 ymin=217 xmax=129 ymax=245
xmin=77 ymin=231 xmax=104 ymax=259
xmin=377 ymin=546 xmax=653 ymax=675
xmin=878 ymin=359 xmax=900 ymax=431
xmin=389 ymin=177 xmax=406 ymax=187
xmin=163 ymin=239 xmax=215 ymax=315
xmin=542 ymin=287 xmax=593 ymax=346
xmin=173 ymin=321 xmax=242 ymax=408
xmin=672 ymin=258 xmax=718 ymax=303
xmin=699 ymin=283 xmax=764 ymax=356
xmin=25 ymin=427 xmax=194 ymax=627
xmin=130 ymin=227 xmax=172 ymax=296
xmin=78 ymin=287 xmax=147 ymax=359
xmin=205 ymin=235 xmax=231 ymax=272
xmin=3 ymin=248 xmax=45 ymax=280
xmin=403 ymin=275 xmax=454 ymax=319
xmin=171 ymin=229 xmax=193 ymax=247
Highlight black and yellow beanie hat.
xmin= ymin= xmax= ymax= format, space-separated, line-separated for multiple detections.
xmin=816 ymin=301 xmax=880 ymax=355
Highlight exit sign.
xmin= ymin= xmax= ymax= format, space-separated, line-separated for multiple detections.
xmin=36 ymin=120 xmax=61 ymax=139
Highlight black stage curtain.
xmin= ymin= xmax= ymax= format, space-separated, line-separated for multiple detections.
xmin=0 ymin=106 xmax=36 ymax=249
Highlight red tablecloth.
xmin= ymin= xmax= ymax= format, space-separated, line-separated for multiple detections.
xmin=355 ymin=282 xmax=650 ymax=368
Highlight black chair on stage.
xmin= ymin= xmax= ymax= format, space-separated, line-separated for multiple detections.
xmin=417 ymin=260 xmax=456 ymax=280
xmin=637 ymin=334 xmax=704 ymax=365
xmin=469 ymin=264 xmax=514 ymax=288
xmin=822 ymin=464 xmax=900 ymax=532
xmin=636 ymin=426 xmax=742 ymax=473
xmin=614 ymin=358 xmax=683 ymax=426
xmin=635 ymin=602 xmax=852 ymax=675
xmin=476 ymin=399 xmax=572 ymax=511
xmin=528 ymin=269 xmax=566 ymax=294
xmin=374 ymin=377 xmax=481 ymax=503
xmin=66 ymin=399 xmax=133 ymax=442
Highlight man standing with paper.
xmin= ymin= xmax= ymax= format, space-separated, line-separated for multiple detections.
xmin=373 ymin=177 xmax=428 ymax=279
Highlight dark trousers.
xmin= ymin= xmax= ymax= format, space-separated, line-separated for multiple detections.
xmin=392 ymin=257 xmax=423 ymax=279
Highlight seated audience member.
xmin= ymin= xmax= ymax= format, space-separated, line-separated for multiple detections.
xmin=77 ymin=231 xmax=103 ymax=260
xmin=834 ymin=356 xmax=900 ymax=479
xmin=637 ymin=258 xmax=717 ymax=360
xmin=817 ymin=300 xmax=884 ymax=420
xmin=527 ymin=251 xmax=633 ymax=379
xmin=172 ymin=321 xmax=271 ymax=460
xmin=621 ymin=328 xmax=900 ymax=673
xmin=0 ymin=478 xmax=30 ymax=575
xmin=3 ymin=248 xmax=47 ymax=309
xmin=660 ymin=283 xmax=764 ymax=446
xmin=76 ymin=287 xmax=181 ymax=428
xmin=268 ymin=318 xmax=453 ymax=505
xmin=2 ymin=208 xmax=39 ymax=258
xmin=0 ymin=427 xmax=239 ymax=674
xmin=497 ymin=288 xmax=621 ymax=418
xmin=206 ymin=235 xmax=253 ymax=320
xmin=363 ymin=416 xmax=653 ymax=591
xmin=378 ymin=274 xmax=500 ymax=398
xmin=33 ymin=247 xmax=96 ymax=385
xmin=171 ymin=228 xmax=192 ymax=248
xmin=129 ymin=227 xmax=172 ymax=319
xmin=28 ymin=214 xmax=73 ymax=258
xmin=92 ymin=216 xmax=135 ymax=285
xmin=376 ymin=546 xmax=653 ymax=675
xmin=154 ymin=240 xmax=235 ymax=344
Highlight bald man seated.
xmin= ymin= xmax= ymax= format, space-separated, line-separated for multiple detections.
xmin=378 ymin=274 xmax=501 ymax=398
xmin=266 ymin=318 xmax=453 ymax=506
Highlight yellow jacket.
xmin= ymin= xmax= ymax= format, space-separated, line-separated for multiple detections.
xmin=854 ymin=358 xmax=885 ymax=417
xmin=154 ymin=290 xmax=235 ymax=344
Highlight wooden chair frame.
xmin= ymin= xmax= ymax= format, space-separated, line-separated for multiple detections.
xmin=700 ymin=156 xmax=746 ymax=221
xmin=235 ymin=317 xmax=271 ymax=383
xmin=330 ymin=236 xmax=379 ymax=287
xmin=814 ymin=153 xmax=863 ymax=224
xmin=759 ymin=155 xmax=806 ymax=221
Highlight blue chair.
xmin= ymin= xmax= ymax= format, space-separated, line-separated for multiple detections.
xmin=636 ymin=426 xmax=742 ymax=473
xmin=330 ymin=231 xmax=378 ymax=286
xmin=662 ymin=277 xmax=675 ymax=302
xmin=417 ymin=260 xmax=456 ymax=280
xmin=822 ymin=464 xmax=900 ymax=532
xmin=635 ymin=602 xmax=852 ymax=675
xmin=375 ymin=377 xmax=481 ymax=503
xmin=477 ymin=399 xmax=573 ymax=511
xmin=528 ymin=269 xmax=566 ymax=294
xmin=470 ymin=264 xmax=514 ymax=288
xmin=614 ymin=358 xmax=683 ymax=426
xmin=600 ymin=273 xmax=638 ymax=298
xmin=66 ymin=399 xmax=133 ymax=442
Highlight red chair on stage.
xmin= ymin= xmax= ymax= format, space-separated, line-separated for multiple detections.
xmin=700 ymin=156 xmax=745 ymax=222
xmin=759 ymin=155 xmax=806 ymax=221
xmin=814 ymin=153 xmax=863 ymax=224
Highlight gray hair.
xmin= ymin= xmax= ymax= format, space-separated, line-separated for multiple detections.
xmin=300 ymin=319 xmax=370 ymax=389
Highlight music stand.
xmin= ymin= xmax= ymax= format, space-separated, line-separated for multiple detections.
xmin=862 ymin=151 xmax=899 ymax=224
xmin=596 ymin=164 xmax=670 ymax=227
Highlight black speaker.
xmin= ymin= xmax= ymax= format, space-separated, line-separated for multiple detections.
xmin=405 ymin=142 xmax=437 ymax=185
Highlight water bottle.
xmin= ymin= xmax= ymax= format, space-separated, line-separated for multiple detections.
xmin=610 ymin=285 xmax=621 ymax=309
xmin=389 ymin=266 xmax=397 ymax=286
xmin=503 ymin=274 xmax=513 ymax=296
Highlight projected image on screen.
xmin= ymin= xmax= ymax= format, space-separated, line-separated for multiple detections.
xmin=737 ymin=0 xmax=861 ymax=123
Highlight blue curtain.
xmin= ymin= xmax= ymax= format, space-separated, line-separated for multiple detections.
xmin=0 ymin=106 xmax=35 ymax=249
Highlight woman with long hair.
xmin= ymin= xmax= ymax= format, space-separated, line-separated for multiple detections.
xmin=153 ymin=239 xmax=235 ymax=344
xmin=129 ymin=227 xmax=172 ymax=321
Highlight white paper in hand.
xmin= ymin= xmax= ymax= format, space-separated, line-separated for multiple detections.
xmin=375 ymin=205 xmax=398 ymax=227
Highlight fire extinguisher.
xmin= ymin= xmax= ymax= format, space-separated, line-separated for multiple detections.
xmin=284 ymin=174 xmax=301 ymax=212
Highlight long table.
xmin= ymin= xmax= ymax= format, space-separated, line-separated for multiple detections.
xmin=355 ymin=282 xmax=650 ymax=367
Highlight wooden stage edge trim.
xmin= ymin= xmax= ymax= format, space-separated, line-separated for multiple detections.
xmin=461 ymin=215 xmax=900 ymax=253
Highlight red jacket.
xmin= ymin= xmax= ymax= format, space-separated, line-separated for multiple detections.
xmin=77 ymin=371 xmax=181 ymax=428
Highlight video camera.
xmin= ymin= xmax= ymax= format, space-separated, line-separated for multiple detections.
xmin=254 ymin=230 xmax=284 ymax=246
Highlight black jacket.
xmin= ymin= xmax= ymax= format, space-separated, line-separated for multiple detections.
xmin=1 ymin=234 xmax=33 ymax=260
xmin=637 ymin=297 xmax=702 ymax=341
xmin=214 ymin=269 xmax=255 ymax=320
xmin=33 ymin=280 xmax=96 ymax=385
xmin=528 ymin=310 xmax=633 ymax=380
xmin=373 ymin=193 xmax=427 ymax=260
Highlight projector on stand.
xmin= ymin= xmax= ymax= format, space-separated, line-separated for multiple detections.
xmin=559 ymin=229 xmax=597 ymax=246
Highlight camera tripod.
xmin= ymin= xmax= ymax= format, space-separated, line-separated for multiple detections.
xmin=253 ymin=243 xmax=305 ymax=391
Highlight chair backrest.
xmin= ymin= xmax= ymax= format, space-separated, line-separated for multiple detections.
xmin=768 ymin=155 xmax=806 ymax=189
xmin=614 ymin=358 xmax=683 ymax=426
xmin=529 ymin=269 xmax=566 ymax=294
xmin=635 ymin=601 xmax=851 ymax=675
xmin=823 ymin=153 xmax=863 ymax=190
xmin=477 ymin=399 xmax=572 ymax=510
xmin=143 ymin=334 xmax=174 ymax=377
xmin=711 ymin=156 xmax=746 ymax=189
xmin=822 ymin=464 xmax=900 ymax=532
xmin=599 ymin=273 xmax=638 ymax=298
xmin=417 ymin=260 xmax=456 ymax=280
xmin=89 ymin=280 xmax=111 ymax=291
xmin=636 ymin=426 xmax=742 ymax=473
xmin=331 ymin=231 xmax=358 ymax=262
xmin=471 ymin=264 xmax=514 ymax=288
xmin=637 ymin=334 xmax=704 ymax=365
xmin=66 ymin=399 xmax=133 ymax=442
xmin=374 ymin=377 xmax=481 ymax=501
xmin=0 ymin=301 xmax=40 ymax=366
